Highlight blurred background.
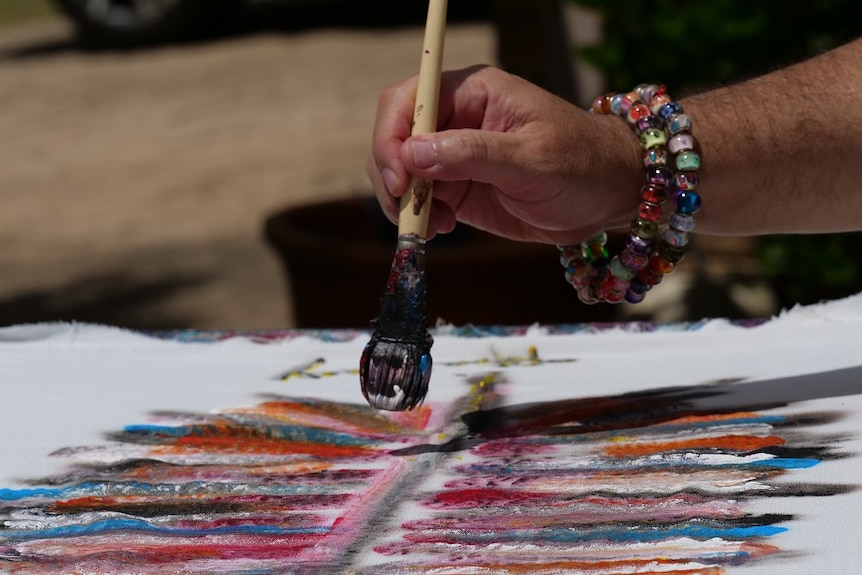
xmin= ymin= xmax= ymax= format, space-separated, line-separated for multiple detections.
xmin=1 ymin=0 xmax=861 ymax=330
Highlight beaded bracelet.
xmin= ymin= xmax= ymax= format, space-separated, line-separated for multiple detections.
xmin=557 ymin=84 xmax=702 ymax=304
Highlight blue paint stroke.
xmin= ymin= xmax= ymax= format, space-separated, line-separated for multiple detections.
xmin=121 ymin=423 xmax=382 ymax=447
xmin=0 ymin=480 xmax=349 ymax=502
xmin=0 ymin=517 xmax=329 ymax=541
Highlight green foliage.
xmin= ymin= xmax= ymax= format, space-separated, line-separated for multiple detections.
xmin=572 ymin=0 xmax=862 ymax=95
xmin=0 ymin=0 xmax=55 ymax=28
xmin=570 ymin=0 xmax=862 ymax=304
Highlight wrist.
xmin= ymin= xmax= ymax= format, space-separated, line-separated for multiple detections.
xmin=588 ymin=113 xmax=644 ymax=232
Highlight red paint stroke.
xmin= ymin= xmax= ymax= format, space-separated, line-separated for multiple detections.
xmin=49 ymin=493 xmax=353 ymax=514
xmin=473 ymin=439 xmax=557 ymax=457
xmin=119 ymin=461 xmax=333 ymax=482
xmin=14 ymin=534 xmax=328 ymax=564
xmin=405 ymin=494 xmax=744 ymax=529
xmin=605 ymin=435 xmax=785 ymax=458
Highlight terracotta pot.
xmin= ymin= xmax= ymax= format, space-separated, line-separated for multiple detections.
xmin=264 ymin=196 xmax=616 ymax=328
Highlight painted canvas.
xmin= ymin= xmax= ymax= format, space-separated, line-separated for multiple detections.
xmin=1 ymin=294 xmax=862 ymax=574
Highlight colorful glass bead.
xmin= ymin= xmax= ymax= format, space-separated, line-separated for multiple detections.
xmin=648 ymin=93 xmax=671 ymax=115
xmin=658 ymin=242 xmax=685 ymax=265
xmin=674 ymin=190 xmax=702 ymax=215
xmin=635 ymin=83 xmax=662 ymax=103
xmin=639 ymin=128 xmax=666 ymax=149
xmin=591 ymin=95 xmax=606 ymax=114
xmin=632 ymin=218 xmax=659 ymax=239
xmin=638 ymin=201 xmax=662 ymax=222
xmin=627 ymin=103 xmax=651 ymax=125
xmin=625 ymin=289 xmax=646 ymax=304
xmin=559 ymin=247 xmax=578 ymax=267
xmin=626 ymin=233 xmax=653 ymax=257
xmin=610 ymin=94 xmax=627 ymax=116
xmin=658 ymin=101 xmax=683 ymax=119
xmin=649 ymin=254 xmax=676 ymax=275
xmin=642 ymin=184 xmax=669 ymax=204
xmin=611 ymin=95 xmax=632 ymax=118
xmin=643 ymin=147 xmax=668 ymax=167
xmin=669 ymin=212 xmax=695 ymax=232
xmin=577 ymin=286 xmax=600 ymax=305
xmin=674 ymin=171 xmax=698 ymax=191
xmin=662 ymin=227 xmax=689 ymax=248
xmin=666 ymin=113 xmax=691 ymax=135
xmin=565 ymin=260 xmax=594 ymax=287
xmin=638 ymin=266 xmax=664 ymax=287
xmin=675 ymin=150 xmax=701 ymax=171
xmin=620 ymin=248 xmax=648 ymax=270
xmin=668 ymin=133 xmax=696 ymax=154
xmin=646 ymin=166 xmax=674 ymax=187
xmin=635 ymin=114 xmax=663 ymax=135
xmin=609 ymin=257 xmax=636 ymax=280
xmin=598 ymin=278 xmax=627 ymax=303
xmin=629 ymin=276 xmax=650 ymax=294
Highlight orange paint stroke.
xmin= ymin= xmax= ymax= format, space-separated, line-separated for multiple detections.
xmin=227 ymin=401 xmax=431 ymax=436
xmin=151 ymin=436 xmax=377 ymax=458
xmin=606 ymin=435 xmax=785 ymax=458
xmin=665 ymin=412 xmax=764 ymax=425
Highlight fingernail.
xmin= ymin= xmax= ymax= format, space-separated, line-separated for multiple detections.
xmin=382 ymin=168 xmax=399 ymax=194
xmin=409 ymin=139 xmax=437 ymax=169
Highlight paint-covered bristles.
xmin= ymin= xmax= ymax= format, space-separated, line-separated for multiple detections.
xmin=360 ymin=236 xmax=433 ymax=411
xmin=361 ymin=336 xmax=432 ymax=411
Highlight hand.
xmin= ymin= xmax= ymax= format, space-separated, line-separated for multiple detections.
xmin=367 ymin=65 xmax=642 ymax=245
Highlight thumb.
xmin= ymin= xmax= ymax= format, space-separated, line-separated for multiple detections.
xmin=402 ymin=130 xmax=528 ymax=187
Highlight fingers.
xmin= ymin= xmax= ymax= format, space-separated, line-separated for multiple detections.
xmin=369 ymin=75 xmax=419 ymax=199
xmin=401 ymin=129 xmax=530 ymax=191
xmin=369 ymin=65 xmax=496 ymax=197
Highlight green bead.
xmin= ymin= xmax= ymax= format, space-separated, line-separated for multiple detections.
xmin=676 ymin=151 xmax=701 ymax=171
xmin=639 ymin=128 xmax=666 ymax=150
xmin=631 ymin=218 xmax=659 ymax=239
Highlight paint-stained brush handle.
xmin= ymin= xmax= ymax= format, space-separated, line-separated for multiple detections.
xmin=359 ymin=0 xmax=447 ymax=411
xmin=398 ymin=0 xmax=447 ymax=238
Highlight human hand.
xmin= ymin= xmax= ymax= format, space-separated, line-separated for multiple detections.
xmin=367 ymin=65 xmax=642 ymax=245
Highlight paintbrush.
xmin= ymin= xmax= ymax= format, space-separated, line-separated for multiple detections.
xmin=359 ymin=0 xmax=447 ymax=411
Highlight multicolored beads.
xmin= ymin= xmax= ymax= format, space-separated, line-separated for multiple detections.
xmin=559 ymin=84 xmax=702 ymax=305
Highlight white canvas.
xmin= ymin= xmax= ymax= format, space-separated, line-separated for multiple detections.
xmin=1 ymin=294 xmax=861 ymax=573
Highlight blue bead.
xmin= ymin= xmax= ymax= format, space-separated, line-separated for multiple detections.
xmin=625 ymin=289 xmax=646 ymax=304
xmin=659 ymin=101 xmax=683 ymax=119
xmin=674 ymin=190 xmax=702 ymax=215
xmin=629 ymin=277 xmax=650 ymax=293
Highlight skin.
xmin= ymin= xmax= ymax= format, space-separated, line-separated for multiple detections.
xmin=367 ymin=37 xmax=862 ymax=245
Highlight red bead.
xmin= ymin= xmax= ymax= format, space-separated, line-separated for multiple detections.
xmin=638 ymin=202 xmax=662 ymax=222
xmin=649 ymin=255 xmax=676 ymax=275
xmin=642 ymin=184 xmax=669 ymax=204
xmin=627 ymin=103 xmax=650 ymax=124
xmin=638 ymin=266 xmax=663 ymax=287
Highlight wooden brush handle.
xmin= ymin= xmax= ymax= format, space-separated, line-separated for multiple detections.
xmin=397 ymin=0 xmax=448 ymax=238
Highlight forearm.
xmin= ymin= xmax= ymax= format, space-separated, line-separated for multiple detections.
xmin=681 ymin=36 xmax=862 ymax=235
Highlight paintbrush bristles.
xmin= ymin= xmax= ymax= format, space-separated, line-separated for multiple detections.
xmin=360 ymin=236 xmax=434 ymax=411
xmin=360 ymin=336 xmax=433 ymax=411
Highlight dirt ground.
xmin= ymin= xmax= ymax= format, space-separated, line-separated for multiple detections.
xmin=0 ymin=6 xmax=498 ymax=330
xmin=0 ymin=3 xmax=782 ymax=332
